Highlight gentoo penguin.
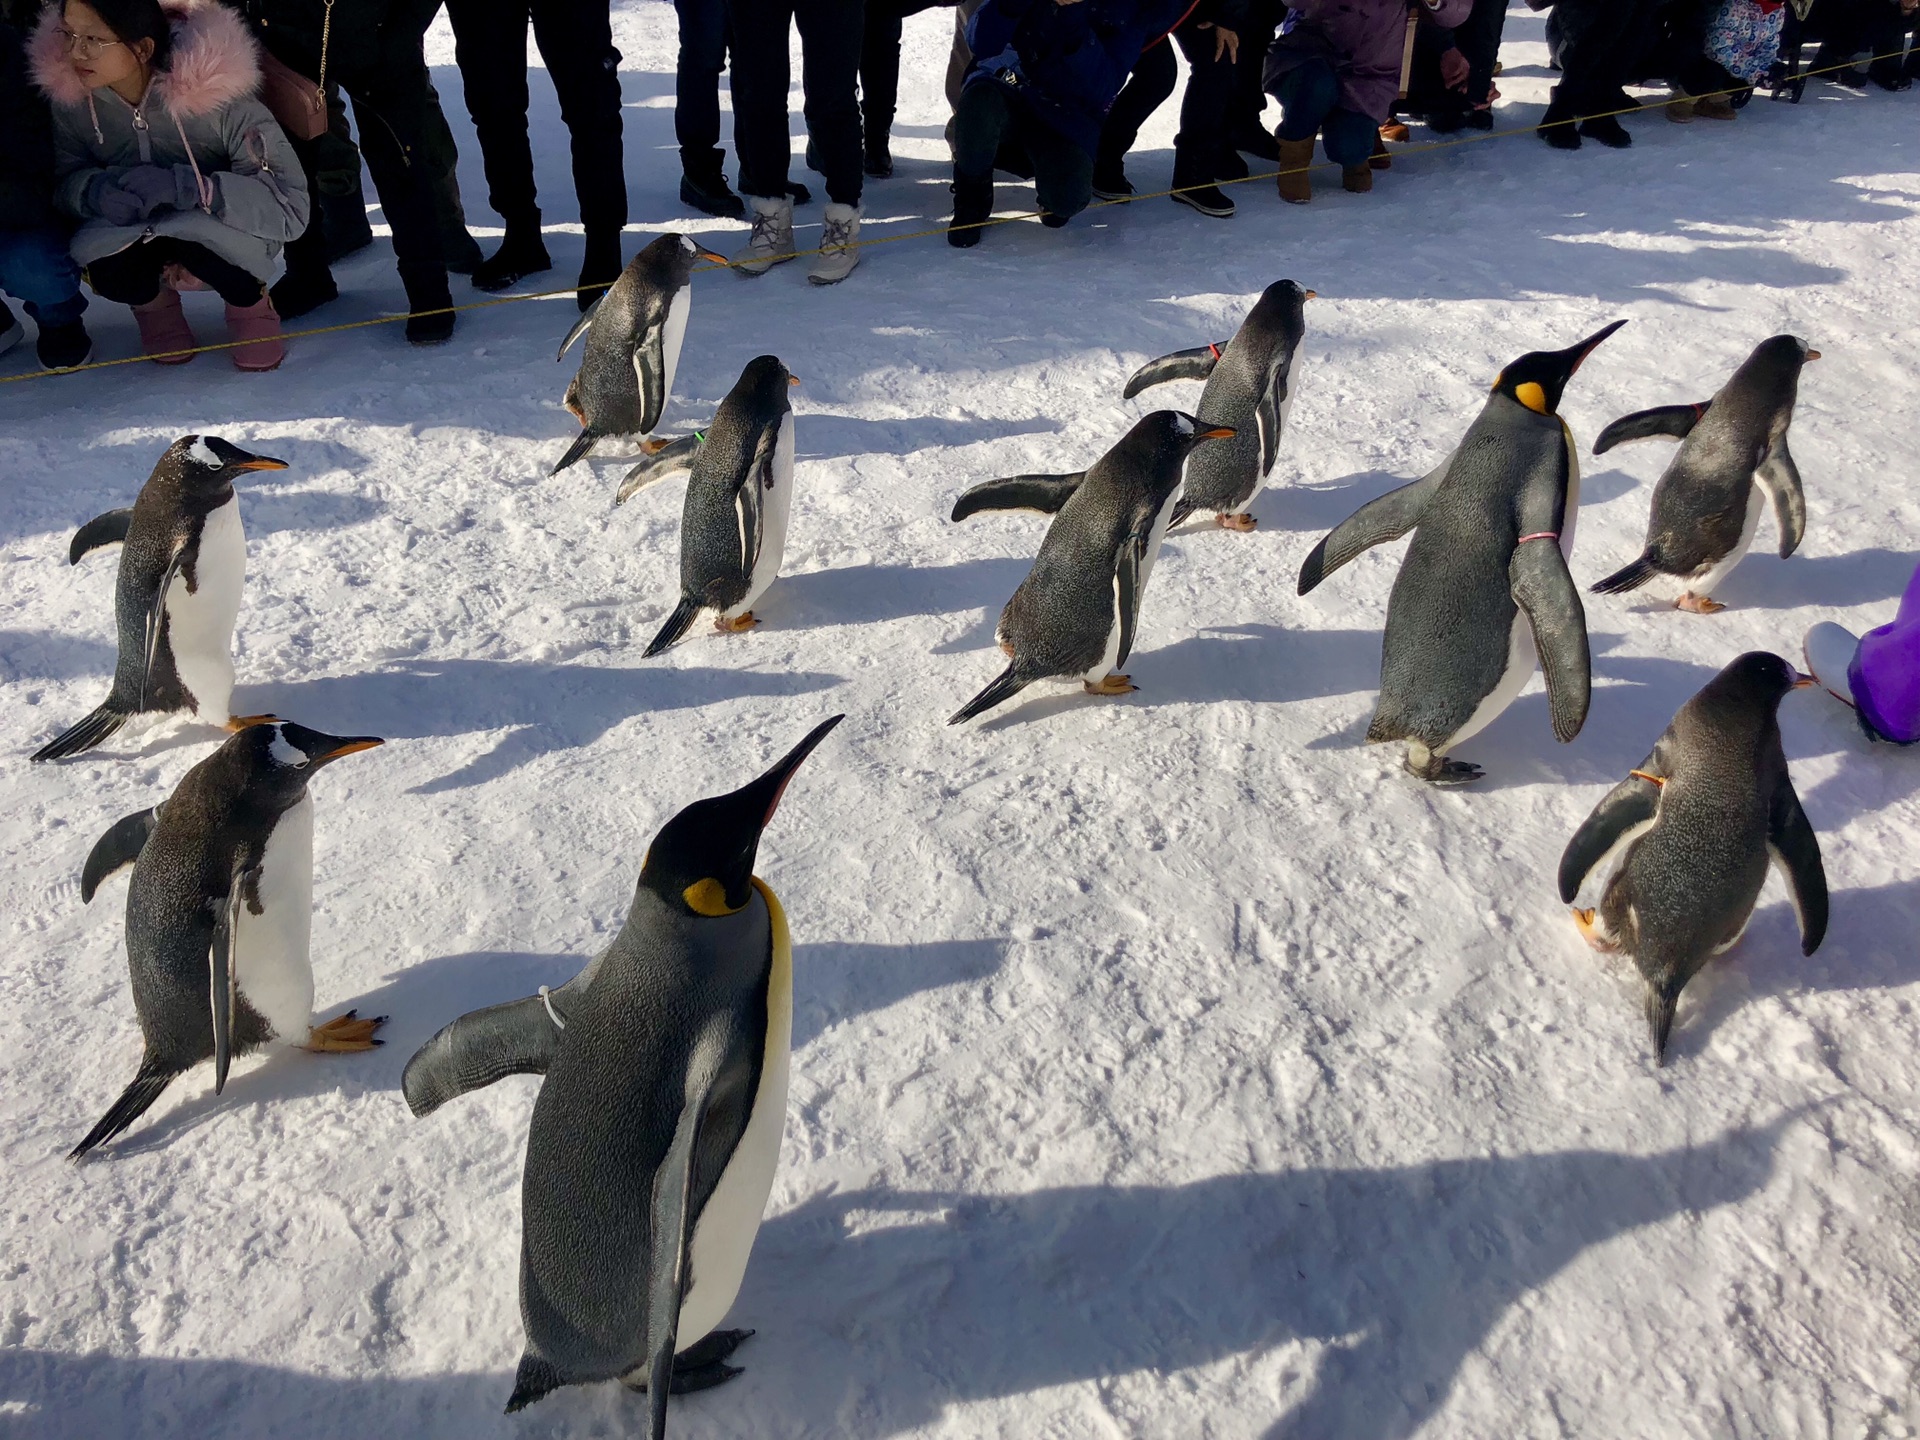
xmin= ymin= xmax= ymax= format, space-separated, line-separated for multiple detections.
xmin=33 ymin=436 xmax=286 ymax=763
xmin=552 ymin=233 xmax=729 ymax=476
xmin=68 ymin=721 xmax=386 ymax=1159
xmin=1121 ymin=279 xmax=1313 ymax=530
xmin=1298 ymin=321 xmax=1626 ymax=783
xmin=402 ymin=715 xmax=843 ymax=1433
xmin=1590 ymin=335 xmax=1820 ymax=613
xmin=614 ymin=356 xmax=800 ymax=657
xmin=1558 ymin=652 xmax=1825 ymax=1063
xmin=948 ymin=411 xmax=1234 ymax=724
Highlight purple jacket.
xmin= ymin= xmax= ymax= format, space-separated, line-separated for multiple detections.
xmin=1265 ymin=0 xmax=1473 ymax=122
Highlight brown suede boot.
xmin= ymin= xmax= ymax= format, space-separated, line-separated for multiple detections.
xmin=1276 ymin=136 xmax=1314 ymax=204
xmin=1342 ymin=164 xmax=1373 ymax=194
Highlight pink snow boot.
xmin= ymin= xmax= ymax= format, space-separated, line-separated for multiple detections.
xmin=130 ymin=289 xmax=197 ymax=365
xmin=225 ymin=294 xmax=285 ymax=372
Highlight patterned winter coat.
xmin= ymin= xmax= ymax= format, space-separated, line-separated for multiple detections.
xmin=1704 ymin=0 xmax=1785 ymax=83
xmin=30 ymin=0 xmax=308 ymax=282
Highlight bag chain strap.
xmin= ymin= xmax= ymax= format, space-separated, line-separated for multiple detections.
xmin=314 ymin=0 xmax=333 ymax=104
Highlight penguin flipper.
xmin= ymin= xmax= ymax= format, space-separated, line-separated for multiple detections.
xmin=1122 ymin=346 xmax=1220 ymax=400
xmin=644 ymin=597 xmax=704 ymax=658
xmin=1254 ymin=369 xmax=1289 ymax=478
xmin=140 ymin=548 xmax=188 ymax=706
xmin=31 ymin=702 xmax=132 ymax=763
xmin=67 ymin=1058 xmax=185 ymax=1161
xmin=636 ymin=319 xmax=670 ymax=436
xmin=551 ymin=429 xmax=600 ymax=476
xmin=1592 ymin=402 xmax=1709 ymax=454
xmin=80 ymin=807 xmax=159 ymax=902
xmin=556 ymin=297 xmax=601 ymax=362
xmin=1510 ymin=538 xmax=1591 ymax=743
xmin=949 ymin=663 xmax=1034 ymax=725
xmin=1755 ymin=439 xmax=1807 ymax=558
xmin=402 ymin=993 xmax=564 ymax=1117
xmin=69 ymin=508 xmax=134 ymax=565
xmin=1297 ymin=462 xmax=1447 ymax=595
xmin=1557 ymin=773 xmax=1661 ymax=902
xmin=1767 ymin=782 xmax=1827 ymax=954
xmin=1115 ymin=533 xmax=1145 ymax=668
xmin=615 ymin=435 xmax=701 ymax=505
xmin=950 ymin=473 xmax=1085 ymax=522
xmin=210 ymin=867 xmax=251 ymax=1095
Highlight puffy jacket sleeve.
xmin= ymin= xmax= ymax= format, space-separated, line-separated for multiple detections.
xmin=51 ymin=110 xmax=123 ymax=220
xmin=203 ymin=97 xmax=310 ymax=242
xmin=1423 ymin=0 xmax=1473 ymax=25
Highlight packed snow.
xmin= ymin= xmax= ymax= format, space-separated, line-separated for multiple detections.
xmin=4 ymin=5 xmax=1919 ymax=1437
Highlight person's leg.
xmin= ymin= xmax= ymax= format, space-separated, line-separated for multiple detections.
xmin=1317 ymin=105 xmax=1376 ymax=168
xmin=418 ymin=78 xmax=485 ymax=273
xmin=1170 ymin=23 xmax=1236 ymax=194
xmin=83 ymin=245 xmax=169 ymax=306
xmin=1268 ymin=58 xmax=1340 ymax=200
xmin=1457 ymin=0 xmax=1507 ymax=119
xmin=674 ymin=0 xmax=728 ymax=171
xmin=795 ymin=0 xmax=865 ymax=208
xmin=1095 ymin=39 xmax=1177 ymax=193
xmin=0 ymin=229 xmax=89 ymax=329
xmin=530 ymin=0 xmax=627 ymax=299
xmin=142 ymin=239 xmax=266 ymax=306
xmin=951 ymin=79 xmax=1013 ymax=179
xmin=445 ymin=0 xmax=540 ymax=227
xmin=346 ymin=74 xmax=460 ymax=338
xmin=316 ymin=89 xmax=376 ymax=262
xmin=860 ymin=0 xmax=903 ymax=173
xmin=731 ymin=0 xmax=797 ymax=201
xmin=944 ymin=0 xmax=985 ymax=152
xmin=1025 ymin=116 xmax=1093 ymax=220
xmin=1230 ymin=0 xmax=1283 ymax=152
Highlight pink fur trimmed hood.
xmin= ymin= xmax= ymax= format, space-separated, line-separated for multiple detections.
xmin=30 ymin=0 xmax=262 ymax=118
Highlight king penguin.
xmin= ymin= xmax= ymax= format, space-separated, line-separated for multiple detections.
xmin=1558 ymin=651 xmax=1826 ymax=1063
xmin=1121 ymin=279 xmax=1313 ymax=530
xmin=613 ymin=355 xmax=800 ymax=656
xmin=1297 ymin=321 xmax=1626 ymax=783
xmin=401 ymin=715 xmax=844 ymax=1435
xmin=33 ymin=435 xmax=287 ymax=763
xmin=1590 ymin=334 xmax=1820 ymax=613
xmin=948 ymin=411 xmax=1234 ymax=724
xmin=68 ymin=720 xmax=386 ymax=1159
xmin=552 ymin=233 xmax=729 ymax=476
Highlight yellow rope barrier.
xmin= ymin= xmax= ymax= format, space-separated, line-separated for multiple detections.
xmin=0 ymin=48 xmax=1903 ymax=387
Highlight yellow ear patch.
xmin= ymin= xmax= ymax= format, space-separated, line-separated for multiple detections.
xmin=1514 ymin=382 xmax=1549 ymax=414
xmin=683 ymin=877 xmax=745 ymax=916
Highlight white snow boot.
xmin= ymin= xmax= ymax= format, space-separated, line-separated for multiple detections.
xmin=808 ymin=203 xmax=862 ymax=286
xmin=734 ymin=194 xmax=796 ymax=276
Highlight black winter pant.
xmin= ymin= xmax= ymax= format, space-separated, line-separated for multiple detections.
xmin=859 ymin=0 xmax=953 ymax=139
xmin=1098 ymin=23 xmax=1237 ymax=185
xmin=952 ymin=81 xmax=1092 ymax=218
xmin=1546 ymin=0 xmax=1665 ymax=116
xmin=87 ymin=238 xmax=265 ymax=307
xmin=730 ymin=0 xmax=864 ymax=206
xmin=673 ymin=0 xmax=727 ymax=172
xmin=1402 ymin=0 xmax=1507 ymax=117
xmin=445 ymin=0 xmax=627 ymax=234
xmin=1228 ymin=0 xmax=1286 ymax=141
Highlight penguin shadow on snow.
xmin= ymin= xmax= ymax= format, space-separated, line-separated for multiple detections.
xmin=744 ymin=1121 xmax=1788 ymax=1439
xmin=779 ymin=557 xmax=1032 ymax=632
xmin=233 ymin=658 xmax=842 ymax=793
xmin=795 ymin=413 xmax=1060 ymax=463
xmin=1696 ymin=547 xmax=1915 ymax=614
xmin=0 ymin=629 xmax=118 ymax=686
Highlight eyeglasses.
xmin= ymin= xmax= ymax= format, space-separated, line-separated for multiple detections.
xmin=54 ymin=27 xmax=127 ymax=57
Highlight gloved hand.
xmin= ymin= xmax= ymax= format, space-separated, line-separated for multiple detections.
xmin=118 ymin=164 xmax=205 ymax=217
xmin=86 ymin=173 xmax=144 ymax=226
xmin=1439 ymin=45 xmax=1470 ymax=90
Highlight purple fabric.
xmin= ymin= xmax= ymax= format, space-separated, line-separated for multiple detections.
xmin=1850 ymin=560 xmax=1920 ymax=744
xmin=1266 ymin=0 xmax=1473 ymax=122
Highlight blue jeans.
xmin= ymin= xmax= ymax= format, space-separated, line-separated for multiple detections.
xmin=1270 ymin=58 xmax=1376 ymax=167
xmin=0 ymin=227 xmax=87 ymax=328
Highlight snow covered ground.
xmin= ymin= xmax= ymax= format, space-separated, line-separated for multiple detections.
xmin=5 ymin=5 xmax=1920 ymax=1436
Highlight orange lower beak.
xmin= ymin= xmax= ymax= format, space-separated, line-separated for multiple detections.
xmin=1805 ymin=349 xmax=1822 ymax=361
xmin=1303 ymin=289 xmax=1317 ymax=299
xmin=318 ymin=738 xmax=385 ymax=760
xmin=1792 ymin=673 xmax=1817 ymax=689
xmin=788 ymin=374 xmax=801 ymax=387
xmin=698 ymin=249 xmax=728 ymax=264
xmin=235 ymin=457 xmax=289 ymax=472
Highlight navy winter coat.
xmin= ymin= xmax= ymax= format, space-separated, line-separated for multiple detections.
xmin=0 ymin=17 xmax=59 ymax=233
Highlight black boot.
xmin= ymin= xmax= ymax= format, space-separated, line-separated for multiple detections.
xmin=1230 ymin=124 xmax=1280 ymax=161
xmin=681 ymin=166 xmax=743 ymax=219
xmin=472 ymin=213 xmax=551 ymax=292
xmin=577 ymin=228 xmax=623 ymax=312
xmin=401 ymin=263 xmax=456 ymax=346
xmin=1538 ymin=85 xmax=1582 ymax=149
xmin=949 ymin=177 xmax=992 ymax=248
xmin=1579 ymin=113 xmax=1632 ymax=148
xmin=270 ymin=264 xmax=339 ymax=320
xmin=864 ymin=128 xmax=894 ymax=179
xmin=1091 ymin=153 xmax=1133 ymax=200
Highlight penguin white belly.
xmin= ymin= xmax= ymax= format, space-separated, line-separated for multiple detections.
xmin=1443 ymin=610 xmax=1537 ymax=753
xmin=674 ymin=881 xmax=793 ymax=1350
xmin=1084 ymin=487 xmax=1181 ymax=683
xmin=165 ymin=498 xmax=245 ymax=720
xmin=725 ymin=413 xmax=795 ymax=619
xmin=1238 ymin=392 xmax=1294 ymax=508
xmin=232 ymin=793 xmax=316 ymax=1046
xmin=1689 ymin=482 xmax=1765 ymax=598
xmin=648 ymin=286 xmax=692 ymax=434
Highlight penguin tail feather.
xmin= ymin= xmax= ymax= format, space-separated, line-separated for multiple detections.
xmin=643 ymin=597 xmax=703 ymax=658
xmin=949 ymin=664 xmax=1034 ymax=725
xmin=550 ymin=429 xmax=599 ymax=476
xmin=32 ymin=702 xmax=130 ymax=764
xmin=1591 ymin=555 xmax=1659 ymax=596
xmin=1169 ymin=495 xmax=1197 ymax=527
xmin=1645 ymin=983 xmax=1680 ymax=1067
xmin=504 ymin=1354 xmax=564 ymax=1414
xmin=68 ymin=1060 xmax=182 ymax=1161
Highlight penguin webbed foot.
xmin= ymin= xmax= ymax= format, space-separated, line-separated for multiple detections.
xmin=1572 ymin=907 xmax=1619 ymax=953
xmin=716 ymin=611 xmax=758 ymax=634
xmin=1675 ymin=592 xmax=1726 ymax=615
xmin=304 ymin=1009 xmax=387 ymax=1052
xmin=622 ymin=1330 xmax=755 ymax=1395
xmin=1084 ymin=673 xmax=1138 ymax=696
xmin=1405 ymin=750 xmax=1483 ymax=785
xmin=1216 ymin=513 xmax=1257 ymax=533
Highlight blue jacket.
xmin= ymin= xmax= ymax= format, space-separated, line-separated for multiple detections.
xmin=965 ymin=0 xmax=1195 ymax=157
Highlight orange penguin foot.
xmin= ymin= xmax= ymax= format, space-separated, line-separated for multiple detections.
xmin=304 ymin=1009 xmax=386 ymax=1052
xmin=225 ymin=714 xmax=280 ymax=731
xmin=1217 ymin=513 xmax=1257 ymax=533
xmin=1573 ymin=908 xmax=1618 ymax=953
xmin=1676 ymin=592 xmax=1726 ymax=615
xmin=1085 ymin=673 xmax=1138 ymax=696
xmin=716 ymin=612 xmax=759 ymax=633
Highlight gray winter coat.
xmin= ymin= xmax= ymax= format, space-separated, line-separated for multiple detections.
xmin=31 ymin=0 xmax=308 ymax=283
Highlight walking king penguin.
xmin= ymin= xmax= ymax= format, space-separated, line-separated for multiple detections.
xmin=1297 ymin=321 xmax=1626 ymax=783
xmin=68 ymin=721 xmax=386 ymax=1159
xmin=614 ymin=355 xmax=799 ymax=656
xmin=948 ymin=411 xmax=1234 ymax=724
xmin=552 ymin=233 xmax=729 ymax=475
xmin=1121 ymin=279 xmax=1313 ymax=530
xmin=1590 ymin=335 xmax=1820 ymax=613
xmin=33 ymin=436 xmax=287 ymax=763
xmin=401 ymin=715 xmax=843 ymax=1433
xmin=1558 ymin=652 xmax=1826 ymax=1064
